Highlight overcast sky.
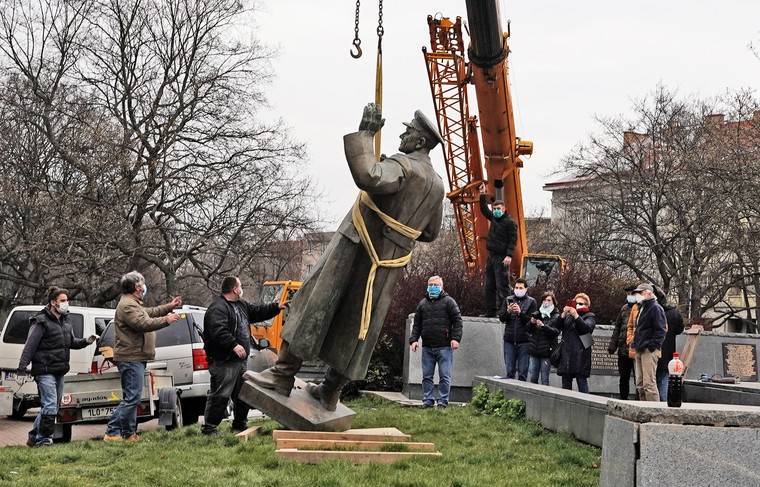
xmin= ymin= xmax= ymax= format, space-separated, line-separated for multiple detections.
xmin=253 ymin=0 xmax=760 ymax=227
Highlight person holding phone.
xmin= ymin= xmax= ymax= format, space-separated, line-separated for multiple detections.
xmin=527 ymin=292 xmax=561 ymax=385
xmin=498 ymin=278 xmax=537 ymax=381
xmin=556 ymin=293 xmax=596 ymax=393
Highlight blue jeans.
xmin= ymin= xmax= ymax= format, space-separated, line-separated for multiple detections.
xmin=421 ymin=346 xmax=453 ymax=406
xmin=30 ymin=374 xmax=65 ymax=444
xmin=528 ymin=356 xmax=551 ymax=385
xmin=656 ymin=369 xmax=668 ymax=401
xmin=561 ymin=375 xmax=589 ymax=393
xmin=503 ymin=341 xmax=530 ymax=381
xmin=106 ymin=362 xmax=145 ymax=437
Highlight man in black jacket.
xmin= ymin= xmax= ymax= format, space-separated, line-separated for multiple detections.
xmin=654 ymin=286 xmax=684 ymax=402
xmin=409 ymin=276 xmax=463 ymax=408
xmin=478 ymin=183 xmax=518 ymax=317
xmin=201 ymin=276 xmax=285 ymax=435
xmin=17 ymin=287 xmax=96 ymax=446
xmin=499 ymin=278 xmax=537 ymax=381
xmin=607 ymin=284 xmax=638 ymax=399
xmin=631 ymin=283 xmax=667 ymax=401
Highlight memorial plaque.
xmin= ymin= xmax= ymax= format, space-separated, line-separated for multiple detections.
xmin=722 ymin=343 xmax=758 ymax=381
xmin=591 ymin=338 xmax=619 ymax=375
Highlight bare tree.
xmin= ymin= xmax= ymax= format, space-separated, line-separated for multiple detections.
xmin=556 ymin=86 xmax=760 ymax=321
xmin=0 ymin=0 xmax=317 ymax=306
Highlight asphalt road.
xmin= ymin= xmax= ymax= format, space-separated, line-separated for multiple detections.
xmin=0 ymin=409 xmax=161 ymax=447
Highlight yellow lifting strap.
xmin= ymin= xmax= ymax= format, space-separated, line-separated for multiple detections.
xmin=351 ymin=191 xmax=421 ymax=340
xmin=374 ymin=47 xmax=382 ymax=161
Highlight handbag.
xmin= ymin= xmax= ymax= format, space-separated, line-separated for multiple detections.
xmin=550 ymin=339 xmax=563 ymax=367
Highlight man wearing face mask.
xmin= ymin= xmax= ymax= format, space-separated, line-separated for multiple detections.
xmin=630 ymin=283 xmax=667 ymax=401
xmin=409 ymin=276 xmax=463 ymax=408
xmin=201 ymin=276 xmax=286 ymax=435
xmin=498 ymin=278 xmax=537 ymax=381
xmin=17 ymin=287 xmax=97 ymax=446
xmin=607 ymin=284 xmax=638 ymax=399
xmin=104 ymin=271 xmax=182 ymax=441
xmin=478 ymin=183 xmax=518 ymax=317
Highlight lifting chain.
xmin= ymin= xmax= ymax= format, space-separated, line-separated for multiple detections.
xmin=376 ymin=0 xmax=384 ymax=47
xmin=350 ymin=0 xmax=362 ymax=58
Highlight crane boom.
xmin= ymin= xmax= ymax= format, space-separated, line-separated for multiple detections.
xmin=424 ymin=0 xmax=532 ymax=277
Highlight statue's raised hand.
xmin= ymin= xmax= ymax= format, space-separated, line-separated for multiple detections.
xmin=359 ymin=103 xmax=385 ymax=134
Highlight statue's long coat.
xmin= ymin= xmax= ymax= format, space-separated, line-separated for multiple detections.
xmin=281 ymin=130 xmax=445 ymax=380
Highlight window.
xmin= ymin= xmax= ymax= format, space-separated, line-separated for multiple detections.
xmin=2 ymin=310 xmax=84 ymax=344
xmin=94 ymin=317 xmax=113 ymax=335
xmin=155 ymin=318 xmax=192 ymax=347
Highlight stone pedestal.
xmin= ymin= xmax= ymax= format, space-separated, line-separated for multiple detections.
xmin=601 ymin=400 xmax=760 ymax=486
xmin=237 ymin=377 xmax=355 ymax=432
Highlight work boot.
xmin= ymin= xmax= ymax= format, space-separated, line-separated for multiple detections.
xmin=244 ymin=341 xmax=303 ymax=397
xmin=306 ymin=367 xmax=350 ymax=412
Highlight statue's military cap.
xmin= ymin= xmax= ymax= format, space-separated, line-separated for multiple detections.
xmin=403 ymin=110 xmax=444 ymax=147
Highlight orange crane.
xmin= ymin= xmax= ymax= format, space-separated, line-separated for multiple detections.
xmin=423 ymin=1 xmax=562 ymax=283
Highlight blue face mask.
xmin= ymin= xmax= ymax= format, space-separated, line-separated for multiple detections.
xmin=427 ymin=285 xmax=442 ymax=298
xmin=493 ymin=209 xmax=504 ymax=218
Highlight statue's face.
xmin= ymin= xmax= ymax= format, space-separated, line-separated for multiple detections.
xmin=398 ymin=125 xmax=424 ymax=154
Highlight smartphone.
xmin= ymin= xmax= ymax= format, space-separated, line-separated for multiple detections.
xmin=565 ymin=299 xmax=577 ymax=308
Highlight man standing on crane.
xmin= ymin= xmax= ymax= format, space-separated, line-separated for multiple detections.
xmin=478 ymin=183 xmax=518 ymax=317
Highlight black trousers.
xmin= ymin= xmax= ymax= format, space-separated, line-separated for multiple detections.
xmin=203 ymin=359 xmax=248 ymax=430
xmin=617 ymin=354 xmax=635 ymax=400
xmin=484 ymin=253 xmax=509 ymax=316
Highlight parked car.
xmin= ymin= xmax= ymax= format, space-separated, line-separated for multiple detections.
xmin=0 ymin=305 xmax=115 ymax=419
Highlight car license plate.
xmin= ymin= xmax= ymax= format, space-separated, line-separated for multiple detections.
xmin=83 ymin=406 xmax=116 ymax=419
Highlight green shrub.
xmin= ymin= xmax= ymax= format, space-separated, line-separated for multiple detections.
xmin=470 ymin=384 xmax=525 ymax=420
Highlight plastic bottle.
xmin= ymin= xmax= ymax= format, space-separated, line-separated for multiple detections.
xmin=667 ymin=352 xmax=684 ymax=407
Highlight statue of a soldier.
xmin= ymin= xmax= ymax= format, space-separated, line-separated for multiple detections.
xmin=246 ymin=103 xmax=445 ymax=411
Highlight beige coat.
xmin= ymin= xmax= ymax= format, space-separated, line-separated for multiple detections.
xmin=113 ymin=295 xmax=174 ymax=362
xmin=281 ymin=130 xmax=445 ymax=379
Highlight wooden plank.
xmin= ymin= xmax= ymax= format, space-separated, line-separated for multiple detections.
xmin=273 ymin=427 xmax=410 ymax=442
xmin=235 ymin=426 xmax=263 ymax=442
xmin=276 ymin=448 xmax=442 ymax=464
xmin=681 ymin=327 xmax=703 ymax=376
xmin=275 ymin=438 xmax=436 ymax=451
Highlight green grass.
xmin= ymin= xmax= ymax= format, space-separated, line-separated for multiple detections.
xmin=0 ymin=396 xmax=600 ymax=487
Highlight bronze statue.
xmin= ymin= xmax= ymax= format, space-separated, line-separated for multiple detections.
xmin=245 ymin=103 xmax=445 ymax=412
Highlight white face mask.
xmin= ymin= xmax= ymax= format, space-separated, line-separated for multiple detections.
xmin=57 ymin=301 xmax=70 ymax=315
xmin=626 ymin=295 xmax=636 ymax=304
xmin=634 ymin=294 xmax=644 ymax=304
xmin=514 ymin=288 xmax=527 ymax=298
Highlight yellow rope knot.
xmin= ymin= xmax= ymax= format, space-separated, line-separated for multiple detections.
xmin=351 ymin=191 xmax=421 ymax=340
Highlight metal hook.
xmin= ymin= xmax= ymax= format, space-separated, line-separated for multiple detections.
xmin=350 ymin=42 xmax=363 ymax=59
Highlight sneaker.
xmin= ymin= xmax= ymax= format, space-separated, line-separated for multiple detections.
xmin=34 ymin=439 xmax=53 ymax=447
xmin=421 ymin=402 xmax=434 ymax=408
xmin=103 ymin=434 xmax=123 ymax=442
xmin=125 ymin=434 xmax=140 ymax=442
xmin=26 ymin=437 xmax=36 ymax=447
xmin=436 ymin=403 xmax=448 ymax=409
xmin=201 ymin=427 xmax=220 ymax=437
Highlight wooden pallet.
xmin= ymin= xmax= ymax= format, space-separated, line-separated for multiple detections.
xmin=273 ymin=428 xmax=441 ymax=464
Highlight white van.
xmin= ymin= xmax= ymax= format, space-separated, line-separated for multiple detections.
xmin=0 ymin=305 xmax=115 ymax=418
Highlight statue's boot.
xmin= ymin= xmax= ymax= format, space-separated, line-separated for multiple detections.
xmin=244 ymin=341 xmax=303 ymax=397
xmin=306 ymin=367 xmax=350 ymax=412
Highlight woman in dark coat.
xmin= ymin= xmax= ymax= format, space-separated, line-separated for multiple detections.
xmin=556 ymin=293 xmax=596 ymax=393
xmin=527 ymin=292 xmax=561 ymax=385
